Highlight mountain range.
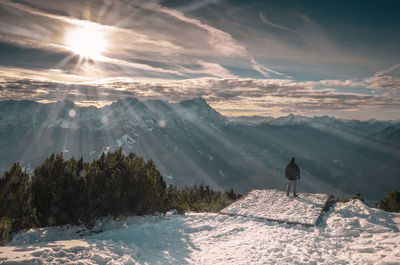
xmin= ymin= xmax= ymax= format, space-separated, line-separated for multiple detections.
xmin=0 ymin=98 xmax=399 ymax=202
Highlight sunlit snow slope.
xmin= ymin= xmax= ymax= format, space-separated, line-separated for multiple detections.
xmin=0 ymin=200 xmax=399 ymax=264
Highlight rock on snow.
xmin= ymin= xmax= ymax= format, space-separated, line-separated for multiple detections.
xmin=220 ymin=189 xmax=331 ymax=226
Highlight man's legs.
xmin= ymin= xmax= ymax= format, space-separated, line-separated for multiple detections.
xmin=286 ymin=180 xmax=297 ymax=197
xmin=286 ymin=180 xmax=291 ymax=196
xmin=293 ymin=180 xmax=297 ymax=197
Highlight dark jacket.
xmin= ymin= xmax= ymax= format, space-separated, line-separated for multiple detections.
xmin=285 ymin=159 xmax=300 ymax=181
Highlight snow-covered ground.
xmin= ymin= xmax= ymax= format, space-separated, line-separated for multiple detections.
xmin=0 ymin=200 xmax=399 ymax=264
xmin=221 ymin=189 xmax=330 ymax=226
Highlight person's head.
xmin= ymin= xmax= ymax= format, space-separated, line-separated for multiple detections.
xmin=290 ymin=157 xmax=295 ymax=163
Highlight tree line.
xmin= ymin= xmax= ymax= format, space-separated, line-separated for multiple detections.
xmin=0 ymin=149 xmax=241 ymax=244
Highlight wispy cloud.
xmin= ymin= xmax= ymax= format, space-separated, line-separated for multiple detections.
xmin=363 ymin=64 xmax=400 ymax=96
xmin=374 ymin=64 xmax=400 ymax=76
xmin=365 ymin=75 xmax=400 ymax=96
xmin=179 ymin=60 xmax=237 ymax=78
xmin=146 ymin=2 xmax=248 ymax=57
xmin=250 ymin=57 xmax=292 ymax=78
xmin=258 ymin=12 xmax=301 ymax=35
xmin=236 ymin=9 xmax=378 ymax=76
xmin=315 ymin=79 xmax=364 ymax=88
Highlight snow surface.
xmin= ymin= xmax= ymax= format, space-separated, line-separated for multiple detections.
xmin=221 ymin=189 xmax=330 ymax=226
xmin=1 ymin=200 xmax=399 ymax=264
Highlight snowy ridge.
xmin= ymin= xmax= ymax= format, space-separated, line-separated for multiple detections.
xmin=230 ymin=113 xmax=397 ymax=136
xmin=220 ymin=189 xmax=331 ymax=226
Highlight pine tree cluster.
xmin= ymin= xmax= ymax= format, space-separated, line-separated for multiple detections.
xmin=0 ymin=149 xmax=241 ymax=245
xmin=375 ymin=190 xmax=400 ymax=212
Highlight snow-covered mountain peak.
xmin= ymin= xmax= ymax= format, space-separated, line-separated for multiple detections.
xmin=267 ymin=113 xmax=311 ymax=126
xmin=178 ymin=97 xmax=227 ymax=124
xmin=114 ymin=97 xmax=139 ymax=105
xmin=228 ymin=115 xmax=274 ymax=125
xmin=44 ymin=100 xmax=76 ymax=110
xmin=180 ymin=97 xmax=208 ymax=106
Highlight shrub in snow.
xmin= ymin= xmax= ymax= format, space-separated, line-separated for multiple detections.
xmin=166 ymin=185 xmax=241 ymax=213
xmin=335 ymin=193 xmax=364 ymax=203
xmin=375 ymin=190 xmax=400 ymax=212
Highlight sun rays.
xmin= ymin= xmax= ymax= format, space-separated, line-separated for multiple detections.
xmin=65 ymin=25 xmax=107 ymax=60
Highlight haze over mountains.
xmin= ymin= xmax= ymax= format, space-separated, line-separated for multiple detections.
xmin=0 ymin=98 xmax=399 ymax=202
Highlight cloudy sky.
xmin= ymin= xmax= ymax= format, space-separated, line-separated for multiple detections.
xmin=0 ymin=0 xmax=399 ymax=119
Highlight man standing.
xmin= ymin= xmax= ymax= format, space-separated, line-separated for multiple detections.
xmin=285 ymin=157 xmax=300 ymax=197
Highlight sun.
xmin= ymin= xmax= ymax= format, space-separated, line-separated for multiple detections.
xmin=65 ymin=25 xmax=106 ymax=59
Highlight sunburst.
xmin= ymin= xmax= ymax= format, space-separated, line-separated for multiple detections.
xmin=65 ymin=25 xmax=106 ymax=60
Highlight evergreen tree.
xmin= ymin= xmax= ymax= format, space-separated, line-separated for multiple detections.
xmin=31 ymin=154 xmax=87 ymax=226
xmin=0 ymin=163 xmax=34 ymax=230
xmin=375 ymin=190 xmax=400 ymax=212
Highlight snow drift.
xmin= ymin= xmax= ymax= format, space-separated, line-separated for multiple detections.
xmin=0 ymin=199 xmax=399 ymax=264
